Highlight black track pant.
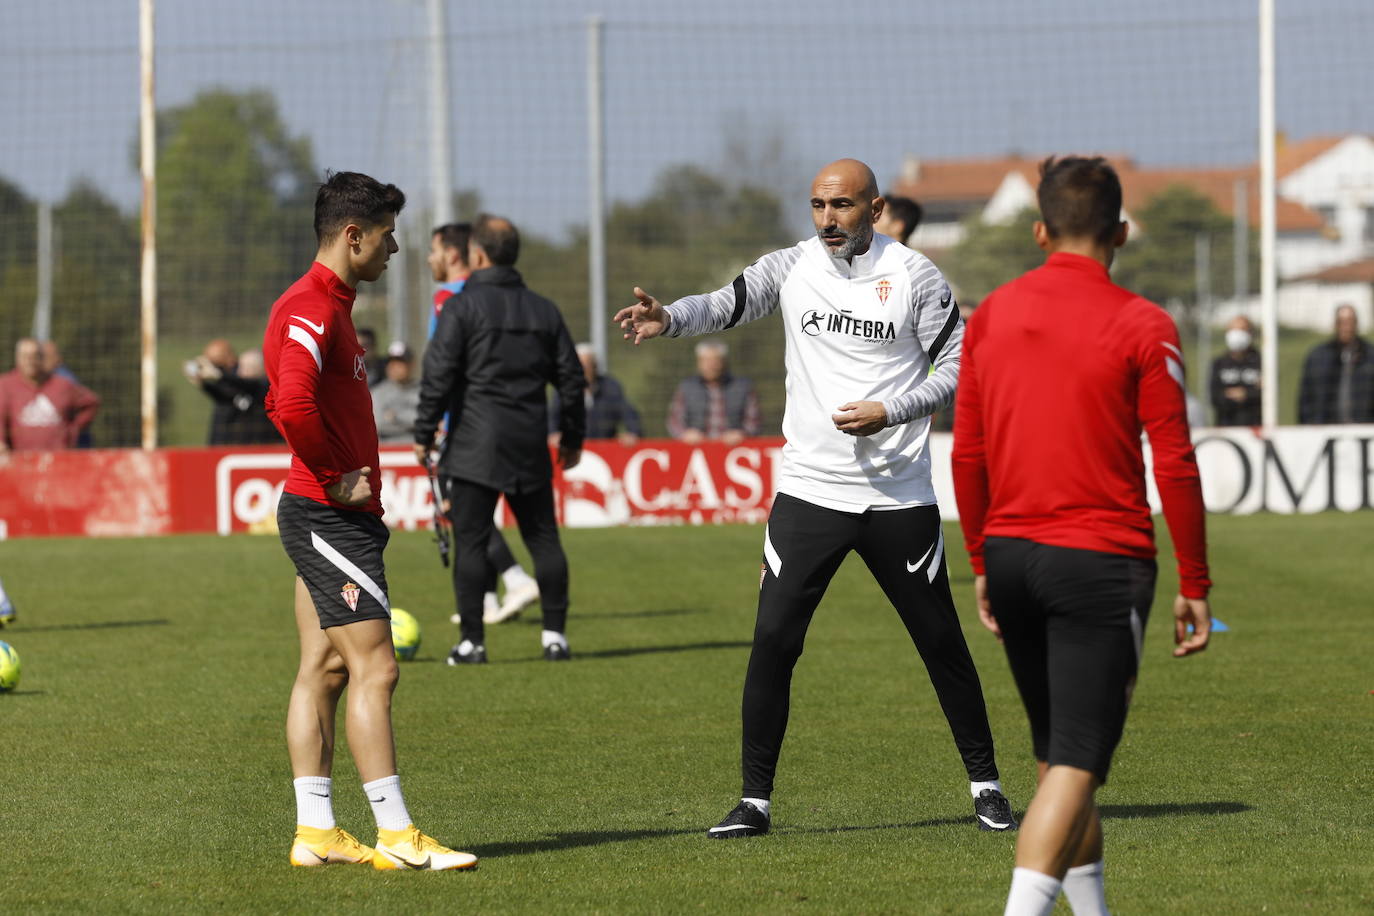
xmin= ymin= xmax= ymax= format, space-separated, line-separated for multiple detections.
xmin=741 ymin=493 xmax=999 ymax=799
xmin=440 ymin=477 xmax=519 ymax=594
xmin=984 ymin=537 xmax=1156 ymax=784
xmin=447 ymin=477 xmax=569 ymax=644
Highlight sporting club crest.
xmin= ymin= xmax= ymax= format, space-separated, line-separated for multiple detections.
xmin=353 ymin=355 xmax=367 ymax=381
xmin=341 ymin=582 xmax=361 ymax=611
xmin=875 ymin=279 xmax=892 ymax=306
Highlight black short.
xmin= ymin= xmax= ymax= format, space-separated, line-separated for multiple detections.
xmin=983 ymin=537 xmax=1156 ymax=784
xmin=277 ymin=493 xmax=391 ymax=629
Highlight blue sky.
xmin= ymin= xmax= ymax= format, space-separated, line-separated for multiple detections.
xmin=1 ymin=0 xmax=1370 ymax=238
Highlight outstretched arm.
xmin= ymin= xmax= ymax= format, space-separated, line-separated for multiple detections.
xmin=614 ymin=246 xmax=801 ymax=344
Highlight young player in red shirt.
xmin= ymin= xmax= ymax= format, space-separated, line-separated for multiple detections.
xmin=264 ymin=171 xmax=475 ymax=871
xmin=951 ymin=156 xmax=1212 ymax=916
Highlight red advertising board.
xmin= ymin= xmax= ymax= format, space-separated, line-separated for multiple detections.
xmin=0 ymin=439 xmax=787 ymax=538
xmin=2 ymin=426 xmax=1369 ymax=539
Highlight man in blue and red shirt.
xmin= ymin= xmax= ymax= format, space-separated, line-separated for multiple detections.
xmin=951 ymin=156 xmax=1213 ymax=916
xmin=264 ymin=170 xmax=475 ymax=872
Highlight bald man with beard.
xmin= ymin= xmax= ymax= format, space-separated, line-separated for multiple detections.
xmin=617 ymin=159 xmax=1013 ymax=839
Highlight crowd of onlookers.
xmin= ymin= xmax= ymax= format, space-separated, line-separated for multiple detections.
xmin=2 ymin=302 xmax=1371 ymax=455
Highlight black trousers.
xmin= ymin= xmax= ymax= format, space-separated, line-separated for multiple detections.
xmin=440 ymin=476 xmax=519 ymax=593
xmin=984 ymin=537 xmax=1156 ymax=784
xmin=741 ymin=493 xmax=999 ymax=799
xmin=446 ymin=477 xmax=569 ymax=644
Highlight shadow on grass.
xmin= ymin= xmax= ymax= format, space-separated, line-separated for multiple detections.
xmin=750 ymin=801 xmax=1253 ymax=839
xmin=571 ymin=607 xmax=707 ymax=621
xmin=471 ymin=826 xmax=701 ymax=857
xmin=504 ymin=640 xmax=754 ymax=662
xmin=790 ymin=816 xmax=973 ymax=833
xmin=10 ymin=618 xmax=171 ymax=634
xmin=1099 ymin=801 xmax=1250 ymax=819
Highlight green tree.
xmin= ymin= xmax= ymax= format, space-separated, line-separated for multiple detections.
xmin=941 ymin=208 xmax=1044 ymax=303
xmin=49 ymin=181 xmax=142 ymax=446
xmin=0 ymin=175 xmax=37 ymax=347
xmin=153 ymin=88 xmax=318 ymax=339
xmin=519 ymin=164 xmax=796 ymax=436
xmin=1114 ymin=185 xmax=1258 ymax=321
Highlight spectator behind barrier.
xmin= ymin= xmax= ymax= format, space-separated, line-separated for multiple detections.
xmin=1210 ymin=315 xmax=1262 ymax=427
xmin=0 ymin=337 xmax=100 ymax=454
xmin=1297 ymin=304 xmax=1374 ymax=424
xmin=549 ymin=343 xmax=642 ymax=447
xmin=373 ymin=341 xmax=420 ymax=444
xmin=39 ymin=340 xmax=92 ymax=447
xmin=666 ymin=338 xmax=761 ymax=445
xmin=184 ymin=339 xmax=281 ymax=445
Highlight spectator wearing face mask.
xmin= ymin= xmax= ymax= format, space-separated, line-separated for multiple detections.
xmin=1209 ymin=315 xmax=1261 ymax=427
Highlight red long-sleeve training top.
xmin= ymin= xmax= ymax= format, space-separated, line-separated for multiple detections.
xmin=263 ymin=261 xmax=383 ymax=515
xmin=951 ymin=252 xmax=1210 ymax=599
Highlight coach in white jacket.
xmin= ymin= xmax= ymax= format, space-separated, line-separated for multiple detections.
xmin=615 ymin=159 xmax=1015 ymax=839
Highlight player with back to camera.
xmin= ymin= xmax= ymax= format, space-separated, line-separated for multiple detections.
xmin=616 ymin=158 xmax=1015 ymax=839
xmin=263 ymin=170 xmax=476 ymax=871
xmin=951 ymin=156 xmax=1212 ymax=915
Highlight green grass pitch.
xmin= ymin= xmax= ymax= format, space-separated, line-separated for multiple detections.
xmin=1 ymin=513 xmax=1370 ymax=913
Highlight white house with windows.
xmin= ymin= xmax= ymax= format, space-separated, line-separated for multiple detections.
xmin=890 ymin=135 xmax=1374 ymax=328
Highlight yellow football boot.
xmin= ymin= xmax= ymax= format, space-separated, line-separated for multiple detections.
xmin=289 ymin=825 xmax=377 ymax=866
xmin=372 ymin=825 xmax=477 ymax=871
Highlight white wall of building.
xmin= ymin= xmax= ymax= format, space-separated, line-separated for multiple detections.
xmin=1279 ymin=135 xmax=1374 ymax=274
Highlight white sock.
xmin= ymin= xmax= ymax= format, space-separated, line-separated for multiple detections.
xmin=1062 ymin=860 xmax=1108 ymax=915
xmin=742 ymin=796 xmax=771 ymax=817
xmin=483 ymin=592 xmax=499 ymax=613
xmin=1005 ymin=867 xmax=1062 ymax=916
xmin=362 ymin=775 xmax=413 ymax=832
xmin=293 ymin=776 xmax=336 ymax=829
xmin=502 ymin=565 xmax=535 ymax=589
xmin=541 ymin=629 xmax=567 ymax=650
xmin=971 ymin=779 xmax=1004 ymax=798
xmin=0 ymin=576 xmax=10 ymax=607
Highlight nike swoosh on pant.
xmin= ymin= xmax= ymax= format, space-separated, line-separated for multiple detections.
xmin=907 ymin=533 xmax=939 ymax=573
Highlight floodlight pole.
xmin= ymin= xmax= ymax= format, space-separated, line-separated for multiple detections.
xmin=1258 ymin=0 xmax=1278 ymax=430
xmin=428 ymin=0 xmax=454 ymax=227
xmin=1233 ymin=178 xmax=1249 ymax=306
xmin=33 ymin=202 xmax=52 ymax=341
xmin=1195 ymin=234 xmax=1212 ymax=407
xmin=139 ymin=0 xmax=158 ymax=450
xmin=587 ymin=14 xmax=608 ymax=369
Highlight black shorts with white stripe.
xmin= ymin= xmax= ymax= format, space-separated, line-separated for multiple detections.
xmin=277 ymin=492 xmax=391 ymax=629
xmin=983 ymin=537 xmax=1157 ymax=784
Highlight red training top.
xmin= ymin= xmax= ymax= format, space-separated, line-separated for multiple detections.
xmin=263 ymin=261 xmax=383 ymax=515
xmin=0 ymin=370 xmax=101 ymax=450
xmin=951 ymin=252 xmax=1210 ymax=599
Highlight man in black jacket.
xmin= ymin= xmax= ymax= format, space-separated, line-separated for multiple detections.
xmin=1298 ymin=304 xmax=1374 ymax=424
xmin=1209 ymin=315 xmax=1262 ymax=427
xmin=414 ymin=214 xmax=586 ymax=664
xmin=187 ymin=341 xmax=282 ymax=445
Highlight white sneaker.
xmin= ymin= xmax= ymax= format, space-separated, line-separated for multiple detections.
xmin=490 ymin=581 xmax=539 ymax=624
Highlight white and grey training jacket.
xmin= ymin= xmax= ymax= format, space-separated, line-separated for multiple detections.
xmin=663 ymin=233 xmax=963 ymax=512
